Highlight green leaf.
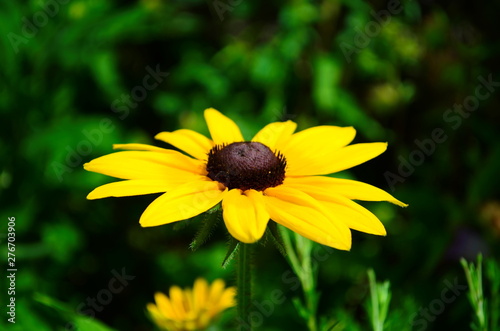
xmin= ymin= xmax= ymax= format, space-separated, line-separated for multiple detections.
xmin=34 ymin=293 xmax=117 ymax=331
xmin=366 ymin=269 xmax=392 ymax=331
xmin=189 ymin=209 xmax=221 ymax=251
xmin=221 ymin=237 xmax=239 ymax=269
xmin=461 ymin=254 xmax=487 ymax=331
xmin=292 ymin=297 xmax=310 ymax=321
xmin=264 ymin=222 xmax=287 ymax=258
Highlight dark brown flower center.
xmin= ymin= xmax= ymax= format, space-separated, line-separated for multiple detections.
xmin=206 ymin=142 xmax=286 ymax=191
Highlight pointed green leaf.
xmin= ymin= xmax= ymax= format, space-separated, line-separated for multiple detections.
xmin=189 ymin=210 xmax=220 ymax=251
xmin=34 ymin=293 xmax=117 ymax=331
xmin=265 ymin=222 xmax=287 ymax=258
xmin=222 ymin=237 xmax=239 ymax=269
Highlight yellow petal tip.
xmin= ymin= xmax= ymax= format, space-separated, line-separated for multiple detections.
xmin=139 ymin=216 xmax=160 ymax=228
xmin=86 ymin=191 xmax=98 ymax=200
xmin=343 ymin=238 xmax=353 ymax=251
xmin=154 ymin=132 xmax=166 ymax=140
xmin=204 ymin=107 xmax=221 ymax=117
xmin=333 ymin=241 xmax=352 ymax=251
xmin=391 ymin=200 xmax=409 ymax=208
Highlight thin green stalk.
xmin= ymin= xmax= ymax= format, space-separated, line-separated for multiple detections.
xmin=305 ymin=289 xmax=318 ymax=331
xmin=237 ymin=242 xmax=253 ymax=330
xmin=280 ymin=226 xmax=301 ymax=277
xmin=461 ymin=254 xmax=487 ymax=331
xmin=297 ymin=234 xmax=318 ymax=331
xmin=280 ymin=226 xmax=319 ymax=331
xmin=368 ymin=270 xmax=382 ymax=331
xmin=366 ymin=269 xmax=391 ymax=331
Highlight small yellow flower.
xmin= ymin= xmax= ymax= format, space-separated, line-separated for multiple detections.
xmin=147 ymin=278 xmax=236 ymax=331
xmin=84 ymin=108 xmax=407 ymax=250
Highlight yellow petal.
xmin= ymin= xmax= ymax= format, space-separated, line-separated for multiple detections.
xmin=251 ymin=121 xmax=297 ymax=150
xmin=283 ymin=181 xmax=386 ymax=235
xmin=86 ymin=178 xmax=206 ymax=200
xmin=204 ymin=108 xmax=244 ymax=145
xmin=281 ymin=125 xmax=356 ymax=151
xmin=113 ymin=143 xmax=170 ymax=152
xmin=83 ymin=150 xmax=206 ymax=180
xmin=288 ymin=142 xmax=388 ymax=176
xmin=324 ymin=142 xmax=388 ymax=174
xmin=183 ymin=288 xmax=195 ymax=314
xmin=146 ymin=303 xmax=164 ymax=321
xmin=284 ymin=176 xmax=407 ymax=207
xmin=219 ymin=286 xmax=236 ymax=310
xmin=222 ymin=189 xmax=269 ymax=243
xmin=264 ymin=186 xmax=352 ymax=250
xmin=154 ymin=292 xmax=177 ymax=319
xmin=207 ymin=279 xmax=226 ymax=308
xmin=155 ymin=129 xmax=215 ymax=161
xmin=169 ymin=286 xmax=187 ymax=319
xmin=193 ymin=278 xmax=209 ymax=314
xmin=323 ymin=200 xmax=386 ymax=235
xmin=279 ymin=126 xmax=356 ymax=176
xmin=139 ymin=180 xmax=226 ymax=227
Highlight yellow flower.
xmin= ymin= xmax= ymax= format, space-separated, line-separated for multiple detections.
xmin=147 ymin=278 xmax=236 ymax=331
xmin=84 ymin=108 xmax=406 ymax=250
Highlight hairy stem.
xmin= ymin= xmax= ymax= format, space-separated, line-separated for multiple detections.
xmin=237 ymin=242 xmax=253 ymax=330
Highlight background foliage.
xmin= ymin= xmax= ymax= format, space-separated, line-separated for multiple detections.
xmin=1 ymin=0 xmax=499 ymax=330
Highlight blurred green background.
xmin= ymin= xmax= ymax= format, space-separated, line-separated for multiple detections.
xmin=1 ymin=0 xmax=499 ymax=330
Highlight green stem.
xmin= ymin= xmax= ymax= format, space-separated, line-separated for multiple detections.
xmin=368 ymin=269 xmax=382 ymax=331
xmin=281 ymin=227 xmax=319 ymax=331
xmin=237 ymin=242 xmax=253 ymax=330
xmin=305 ymin=292 xmax=318 ymax=331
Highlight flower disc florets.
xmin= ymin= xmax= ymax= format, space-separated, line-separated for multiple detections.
xmin=206 ymin=142 xmax=286 ymax=191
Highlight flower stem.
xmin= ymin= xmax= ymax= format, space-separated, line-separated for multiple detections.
xmin=237 ymin=242 xmax=253 ymax=330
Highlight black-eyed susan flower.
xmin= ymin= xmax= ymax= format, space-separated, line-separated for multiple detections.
xmin=84 ymin=108 xmax=406 ymax=250
xmin=147 ymin=278 xmax=235 ymax=331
